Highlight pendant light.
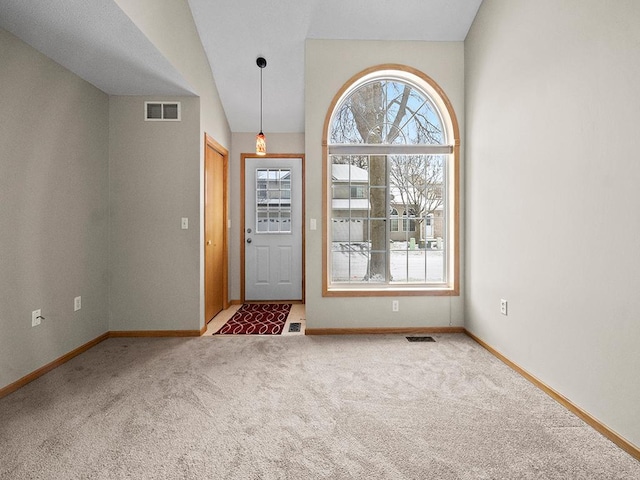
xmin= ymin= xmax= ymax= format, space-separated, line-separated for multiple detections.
xmin=256 ymin=56 xmax=267 ymax=156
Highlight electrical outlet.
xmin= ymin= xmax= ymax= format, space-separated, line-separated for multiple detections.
xmin=74 ymin=296 xmax=81 ymax=312
xmin=392 ymin=300 xmax=399 ymax=312
xmin=32 ymin=309 xmax=42 ymax=327
xmin=500 ymin=299 xmax=508 ymax=316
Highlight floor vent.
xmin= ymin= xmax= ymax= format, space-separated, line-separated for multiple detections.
xmin=288 ymin=322 xmax=301 ymax=333
xmin=406 ymin=336 xmax=435 ymax=342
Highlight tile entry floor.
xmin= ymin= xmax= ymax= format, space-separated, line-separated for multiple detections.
xmin=204 ymin=304 xmax=306 ymax=336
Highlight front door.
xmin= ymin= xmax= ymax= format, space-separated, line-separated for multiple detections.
xmin=244 ymin=156 xmax=303 ymax=301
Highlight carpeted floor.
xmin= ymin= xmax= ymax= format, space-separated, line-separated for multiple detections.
xmin=0 ymin=334 xmax=638 ymax=479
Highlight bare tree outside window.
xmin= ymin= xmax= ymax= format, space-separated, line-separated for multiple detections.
xmin=329 ymin=78 xmax=448 ymax=284
xmin=389 ymin=154 xmax=444 ymax=241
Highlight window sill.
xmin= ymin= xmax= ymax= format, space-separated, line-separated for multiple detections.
xmin=323 ymin=285 xmax=459 ymax=297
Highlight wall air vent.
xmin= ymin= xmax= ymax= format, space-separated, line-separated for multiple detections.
xmin=144 ymin=102 xmax=181 ymax=121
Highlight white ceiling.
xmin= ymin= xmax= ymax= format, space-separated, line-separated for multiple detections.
xmin=0 ymin=0 xmax=483 ymax=133
xmin=0 ymin=0 xmax=196 ymax=96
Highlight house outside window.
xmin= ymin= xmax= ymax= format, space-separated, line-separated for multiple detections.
xmin=323 ymin=65 xmax=460 ymax=295
xmin=390 ymin=208 xmax=400 ymax=232
xmin=402 ymin=208 xmax=417 ymax=233
xmin=351 ymin=186 xmax=366 ymax=199
xmin=256 ymin=168 xmax=291 ymax=233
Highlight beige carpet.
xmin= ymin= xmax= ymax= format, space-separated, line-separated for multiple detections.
xmin=0 ymin=334 xmax=638 ymax=479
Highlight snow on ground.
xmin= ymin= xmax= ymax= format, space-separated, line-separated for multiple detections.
xmin=331 ymin=241 xmax=444 ymax=283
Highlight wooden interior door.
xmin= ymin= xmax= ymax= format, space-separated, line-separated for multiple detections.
xmin=205 ymin=136 xmax=228 ymax=323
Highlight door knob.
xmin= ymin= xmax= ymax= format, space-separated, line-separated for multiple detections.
xmin=246 ymin=238 xmax=252 ymax=243
xmin=207 ymin=240 xmax=212 ymax=245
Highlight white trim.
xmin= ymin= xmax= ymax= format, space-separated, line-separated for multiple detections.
xmin=329 ymin=144 xmax=452 ymax=155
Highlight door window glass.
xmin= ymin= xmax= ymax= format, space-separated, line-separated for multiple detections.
xmin=256 ymin=168 xmax=292 ymax=233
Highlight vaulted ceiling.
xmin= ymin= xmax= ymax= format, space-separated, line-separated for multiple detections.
xmin=0 ymin=0 xmax=483 ymax=133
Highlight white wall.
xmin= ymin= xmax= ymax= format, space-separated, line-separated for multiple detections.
xmin=114 ymin=0 xmax=230 ymax=148
xmin=113 ymin=0 xmax=232 ymax=329
xmin=0 ymin=29 xmax=109 ymax=389
xmin=109 ymin=96 xmax=201 ymax=331
xmin=465 ymin=0 xmax=640 ymax=447
xmin=305 ymin=40 xmax=465 ymax=330
xmin=229 ymin=133 xmax=305 ymax=301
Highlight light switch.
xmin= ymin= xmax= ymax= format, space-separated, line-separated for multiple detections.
xmin=181 ymin=217 xmax=188 ymax=230
xmin=310 ymin=218 xmax=317 ymax=231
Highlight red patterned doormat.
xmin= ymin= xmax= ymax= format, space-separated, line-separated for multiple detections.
xmin=214 ymin=303 xmax=292 ymax=335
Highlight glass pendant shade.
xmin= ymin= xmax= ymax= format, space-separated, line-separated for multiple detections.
xmin=256 ymin=131 xmax=266 ymax=156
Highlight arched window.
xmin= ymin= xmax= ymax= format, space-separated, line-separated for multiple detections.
xmin=323 ymin=65 xmax=459 ymax=295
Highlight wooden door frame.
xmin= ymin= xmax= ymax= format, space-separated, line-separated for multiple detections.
xmin=240 ymin=153 xmax=305 ymax=303
xmin=205 ymin=134 xmax=229 ymax=319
